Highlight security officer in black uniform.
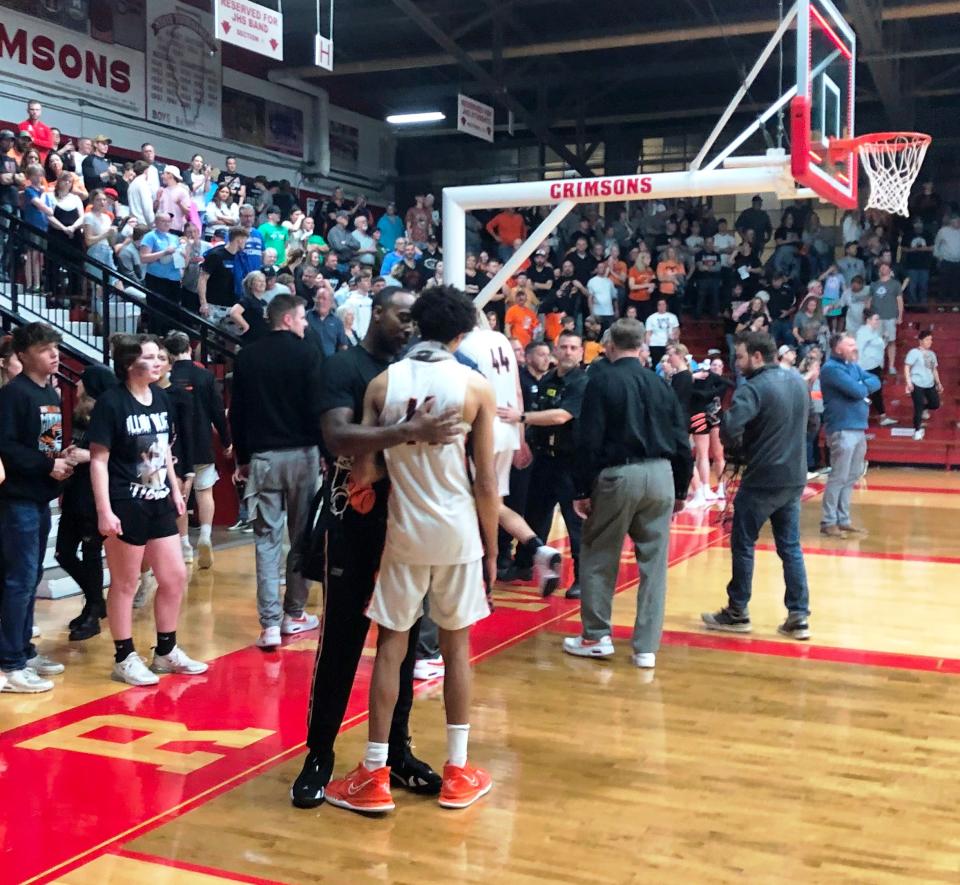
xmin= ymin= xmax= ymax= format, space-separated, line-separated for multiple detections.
xmin=501 ymin=331 xmax=588 ymax=597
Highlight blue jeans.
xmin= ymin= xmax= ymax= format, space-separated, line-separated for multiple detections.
xmin=0 ymin=499 xmax=50 ymax=671
xmin=726 ymin=485 xmax=810 ymax=616
xmin=906 ymin=268 xmax=929 ymax=304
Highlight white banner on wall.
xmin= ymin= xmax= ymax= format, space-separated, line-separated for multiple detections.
xmin=457 ymin=94 xmax=494 ymax=143
xmin=215 ymin=0 xmax=284 ymax=61
xmin=0 ymin=7 xmax=146 ymax=118
xmin=147 ymin=1 xmax=223 ymax=138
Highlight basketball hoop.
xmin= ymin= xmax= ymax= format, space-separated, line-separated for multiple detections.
xmin=830 ymin=132 xmax=932 ymax=217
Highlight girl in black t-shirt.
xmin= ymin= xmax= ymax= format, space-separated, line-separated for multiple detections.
xmin=89 ymin=334 xmax=208 ymax=687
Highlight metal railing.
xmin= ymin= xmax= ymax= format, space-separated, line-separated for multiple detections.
xmin=0 ymin=206 xmax=242 ymax=366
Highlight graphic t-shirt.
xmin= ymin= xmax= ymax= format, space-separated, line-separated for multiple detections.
xmin=905 ymin=347 xmax=938 ymax=389
xmin=870 ymin=278 xmax=902 ymax=320
xmin=0 ymin=374 xmax=63 ymax=503
xmin=88 ymin=385 xmax=173 ymax=502
xmin=645 ymin=311 xmax=680 ymax=347
xmin=258 ymin=222 xmax=289 ymax=264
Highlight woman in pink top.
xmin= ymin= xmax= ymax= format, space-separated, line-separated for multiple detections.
xmin=155 ymin=166 xmax=192 ymax=234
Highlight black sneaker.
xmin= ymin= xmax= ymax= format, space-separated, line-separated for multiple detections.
xmin=701 ymin=606 xmax=752 ymax=633
xmin=69 ymin=611 xmax=101 ymax=642
xmin=777 ymin=614 xmax=810 ymax=641
xmin=388 ymin=739 xmax=441 ymax=795
xmin=502 ymin=565 xmax=532 ymax=583
xmin=290 ymin=751 xmax=335 ymax=808
xmin=564 ymin=582 xmax=581 ymax=600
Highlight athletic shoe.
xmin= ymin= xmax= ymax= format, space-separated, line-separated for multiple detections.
xmin=27 ymin=654 xmax=64 ymax=676
xmin=69 ymin=611 xmax=101 ymax=642
xmin=704 ymin=488 xmax=719 ymax=502
xmin=632 ymin=652 xmax=656 ymax=669
xmin=196 ymin=539 xmax=214 ymax=570
xmin=1 ymin=668 xmax=53 ymax=693
xmin=839 ymin=524 xmax=868 ymax=536
xmin=151 ymin=646 xmax=208 ymax=675
xmin=562 ymin=635 xmax=614 ymax=658
xmin=280 ymin=612 xmax=319 ymax=635
xmin=291 ymin=751 xmax=336 ymax=808
xmin=806 ymin=471 xmax=820 ymax=482
xmin=325 ymin=764 xmax=395 ymax=813
xmin=502 ymin=565 xmax=532 ymax=583
xmin=818 ymin=466 xmax=832 ymax=475
xmin=820 ymin=525 xmax=848 ymax=539
xmin=879 ymin=416 xmax=898 ymax=426
xmin=242 ymin=522 xmax=255 ymax=534
xmin=0 ymin=673 xmax=5 ymax=693
xmin=439 ymin=761 xmax=493 ymax=809
xmin=112 ymin=652 xmax=160 ymax=686
xmin=256 ymin=626 xmax=282 ymax=650
xmin=565 ymin=582 xmax=581 ymax=600
xmin=777 ymin=613 xmax=811 ymax=641
xmin=31 ymin=624 xmax=41 ymax=639
xmin=133 ymin=570 xmax=157 ymax=609
xmin=533 ymin=545 xmax=562 ymax=597
xmin=389 ymin=739 xmax=442 ymax=795
xmin=69 ymin=600 xmax=105 ymax=631
xmin=913 ymin=428 xmax=925 ymax=441
xmin=227 ymin=519 xmax=247 ymax=532
xmin=701 ymin=607 xmax=752 ymax=633
xmin=413 ymin=658 xmax=444 ymax=681
xmin=715 ymin=482 xmax=726 ymax=499
xmin=181 ymin=541 xmax=194 ymax=564
xmin=688 ymin=488 xmax=708 ymax=508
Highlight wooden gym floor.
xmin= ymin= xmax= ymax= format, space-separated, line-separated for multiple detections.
xmin=3 ymin=467 xmax=960 ymax=884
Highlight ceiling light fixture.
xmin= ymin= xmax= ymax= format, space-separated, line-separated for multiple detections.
xmin=385 ymin=111 xmax=446 ymax=125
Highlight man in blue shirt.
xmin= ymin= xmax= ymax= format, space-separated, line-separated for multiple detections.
xmin=305 ymin=282 xmax=349 ymax=356
xmin=819 ymin=332 xmax=881 ymax=538
xmin=140 ymin=212 xmax=183 ymax=335
xmin=376 ymin=202 xmax=404 ymax=251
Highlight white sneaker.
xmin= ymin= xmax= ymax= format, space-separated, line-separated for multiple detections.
xmin=197 ymin=538 xmax=214 ymax=570
xmin=281 ymin=612 xmax=319 ymax=635
xmin=27 ymin=654 xmax=64 ymax=676
xmin=562 ymin=635 xmax=614 ymax=658
xmin=632 ymin=652 xmax=656 ymax=669
xmin=151 ymin=645 xmax=208 ymax=675
xmin=2 ymin=667 xmax=54 ymax=693
xmin=715 ymin=482 xmax=727 ymax=499
xmin=112 ymin=652 xmax=159 ymax=686
xmin=256 ymin=626 xmax=282 ymax=649
xmin=688 ymin=488 xmax=708 ymax=508
xmin=533 ymin=545 xmax=562 ymax=597
xmin=879 ymin=416 xmax=898 ymax=426
xmin=413 ymin=657 xmax=445 ymax=680
xmin=806 ymin=471 xmax=819 ymax=482
xmin=133 ymin=570 xmax=157 ymax=609
xmin=913 ymin=428 xmax=926 ymax=441
xmin=0 ymin=672 xmax=6 ymax=692
xmin=703 ymin=487 xmax=718 ymax=501
xmin=181 ymin=540 xmax=194 ymax=564
xmin=31 ymin=625 xmax=40 ymax=639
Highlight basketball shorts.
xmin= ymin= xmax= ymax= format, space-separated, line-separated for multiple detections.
xmin=367 ymin=556 xmax=490 ymax=633
xmin=879 ymin=318 xmax=897 ymax=344
xmin=112 ymin=497 xmax=178 ymax=547
xmin=493 ymin=448 xmax=516 ymax=497
xmin=192 ymin=463 xmax=219 ymax=491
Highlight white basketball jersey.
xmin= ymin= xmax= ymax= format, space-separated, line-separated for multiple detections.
xmin=381 ymin=351 xmax=483 ymax=566
xmin=458 ymin=328 xmax=521 ymax=453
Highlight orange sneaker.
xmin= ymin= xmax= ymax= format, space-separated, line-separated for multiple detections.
xmin=439 ymin=761 xmax=493 ymax=809
xmin=324 ymin=763 xmax=395 ymax=813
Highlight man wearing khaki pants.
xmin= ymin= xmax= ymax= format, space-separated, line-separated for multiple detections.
xmin=562 ymin=319 xmax=693 ymax=670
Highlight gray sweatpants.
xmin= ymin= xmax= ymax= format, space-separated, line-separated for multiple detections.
xmin=821 ymin=429 xmax=866 ymax=528
xmin=245 ymin=447 xmax=320 ymax=627
xmin=579 ymin=460 xmax=675 ymax=655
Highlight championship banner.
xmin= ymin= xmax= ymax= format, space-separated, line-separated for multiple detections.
xmin=147 ymin=0 xmax=223 ymax=138
xmin=215 ymin=0 xmax=284 ymax=61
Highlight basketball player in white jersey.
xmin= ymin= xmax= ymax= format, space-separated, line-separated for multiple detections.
xmin=458 ymin=317 xmax=563 ymax=595
xmin=324 ymin=286 xmax=499 ymax=813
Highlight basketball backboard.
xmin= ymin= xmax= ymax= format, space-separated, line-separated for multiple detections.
xmin=791 ymin=0 xmax=858 ymax=209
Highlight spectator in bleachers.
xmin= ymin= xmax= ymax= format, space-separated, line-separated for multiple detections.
xmin=81 ymin=135 xmax=118 ymax=196
xmin=140 ymin=212 xmax=183 ymax=333
xmin=327 ymin=210 xmax=358 ymax=271
xmin=901 ymin=218 xmax=934 ymax=305
xmin=836 ymin=241 xmax=865 ymax=287
xmin=586 ymin=262 xmax=618 ymax=331
xmin=695 ymin=236 xmax=723 ymax=319
xmin=205 ymin=184 xmax=239 ymax=242
xmin=352 ymin=215 xmax=377 ymax=269
xmin=179 ymin=222 xmax=209 ymax=313
xmin=183 ymin=154 xmax=211 ymax=211
xmin=567 ymin=236 xmax=596 ymax=286
xmin=18 ymin=100 xmax=54 ymax=162
xmin=115 ymin=223 xmax=148 ymax=285
xmin=198 ymin=225 xmax=247 ymax=326
xmin=126 ymin=161 xmax=155 ymax=228
xmin=139 ymin=144 xmax=163 ymax=195
xmin=305 ymin=279 xmax=348 ymax=356
xmin=486 ymin=206 xmax=527 ymax=263
xmin=870 ymin=262 xmax=905 ymax=372
xmin=645 ymin=298 xmax=680 ymax=367
xmin=656 ymin=246 xmax=686 ymax=314
xmin=856 ymin=311 xmax=895 ymax=428
xmin=735 ymin=195 xmax=772 ymax=246
xmin=732 ymin=240 xmax=763 ymax=299
xmin=315 ymin=185 xmax=350 ymax=234
xmin=45 ymin=172 xmax=84 ymax=297
xmin=904 ymin=330 xmax=943 ymax=441
xmin=237 ymin=203 xmax=263 ymax=268
xmin=376 ymin=201 xmax=403 ymax=250
xmin=217 ymin=156 xmax=246 ymax=206
xmin=156 ymin=166 xmax=192 ymax=235
xmin=396 ymin=241 xmax=427 ymax=292
xmin=405 ymin=194 xmax=431 ymax=247
xmin=933 ymin=215 xmax=960 ymax=302
xmin=258 ymin=206 xmax=289 ymax=266
xmin=43 ymin=151 xmax=85 ymax=199
xmin=910 ymin=181 xmax=943 ymax=239
xmin=230 ymin=271 xmax=270 ymax=345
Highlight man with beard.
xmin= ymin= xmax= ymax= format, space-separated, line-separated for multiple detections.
xmin=290 ymin=287 xmax=464 ymax=807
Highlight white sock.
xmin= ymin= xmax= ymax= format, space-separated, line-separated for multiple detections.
xmin=447 ymin=724 xmax=470 ymax=768
xmin=363 ymin=741 xmax=389 ymax=771
xmin=199 ymin=525 xmax=212 ymax=544
xmin=180 ymin=533 xmax=190 ymax=547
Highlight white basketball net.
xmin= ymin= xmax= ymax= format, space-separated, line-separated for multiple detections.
xmin=857 ymin=133 xmax=932 ymax=217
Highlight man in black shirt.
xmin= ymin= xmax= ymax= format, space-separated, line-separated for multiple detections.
xmin=291 ymin=286 xmax=462 ymax=808
xmin=502 ymin=331 xmax=588 ymax=597
xmin=230 ymin=294 xmax=324 ymax=651
xmin=0 ymin=323 xmax=73 ymax=693
xmin=695 ymin=236 xmax=723 ymax=318
xmin=567 ymin=236 xmax=597 ymax=286
xmin=526 ymin=249 xmax=555 ymax=297
xmin=199 ymin=227 xmax=248 ymax=325
xmin=563 ymin=319 xmax=692 ymax=667
xmin=735 ymin=195 xmax=773 ymax=247
xmin=217 ymin=156 xmax=246 ymax=205
xmin=0 ymin=129 xmax=23 ymax=280
xmin=320 ymin=250 xmax=344 ymax=287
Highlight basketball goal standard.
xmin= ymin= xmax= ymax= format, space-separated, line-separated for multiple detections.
xmin=443 ymin=0 xmax=931 ymax=309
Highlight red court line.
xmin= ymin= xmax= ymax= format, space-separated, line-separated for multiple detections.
xmin=111 ymin=848 xmax=290 ymax=885
xmin=860 ymin=483 xmax=960 ymax=496
xmin=755 ymin=543 xmax=960 ymax=565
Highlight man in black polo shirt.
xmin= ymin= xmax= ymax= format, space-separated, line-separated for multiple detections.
xmin=290 ymin=286 xmax=463 ymax=808
xmin=199 ymin=227 xmax=247 ymax=326
xmin=526 ymin=248 xmax=555 ymax=298
xmin=502 ymin=330 xmax=588 ymax=597
xmin=564 ymin=319 xmax=692 ymax=668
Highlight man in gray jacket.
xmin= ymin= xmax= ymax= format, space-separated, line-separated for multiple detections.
xmin=702 ymin=330 xmax=812 ymax=640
